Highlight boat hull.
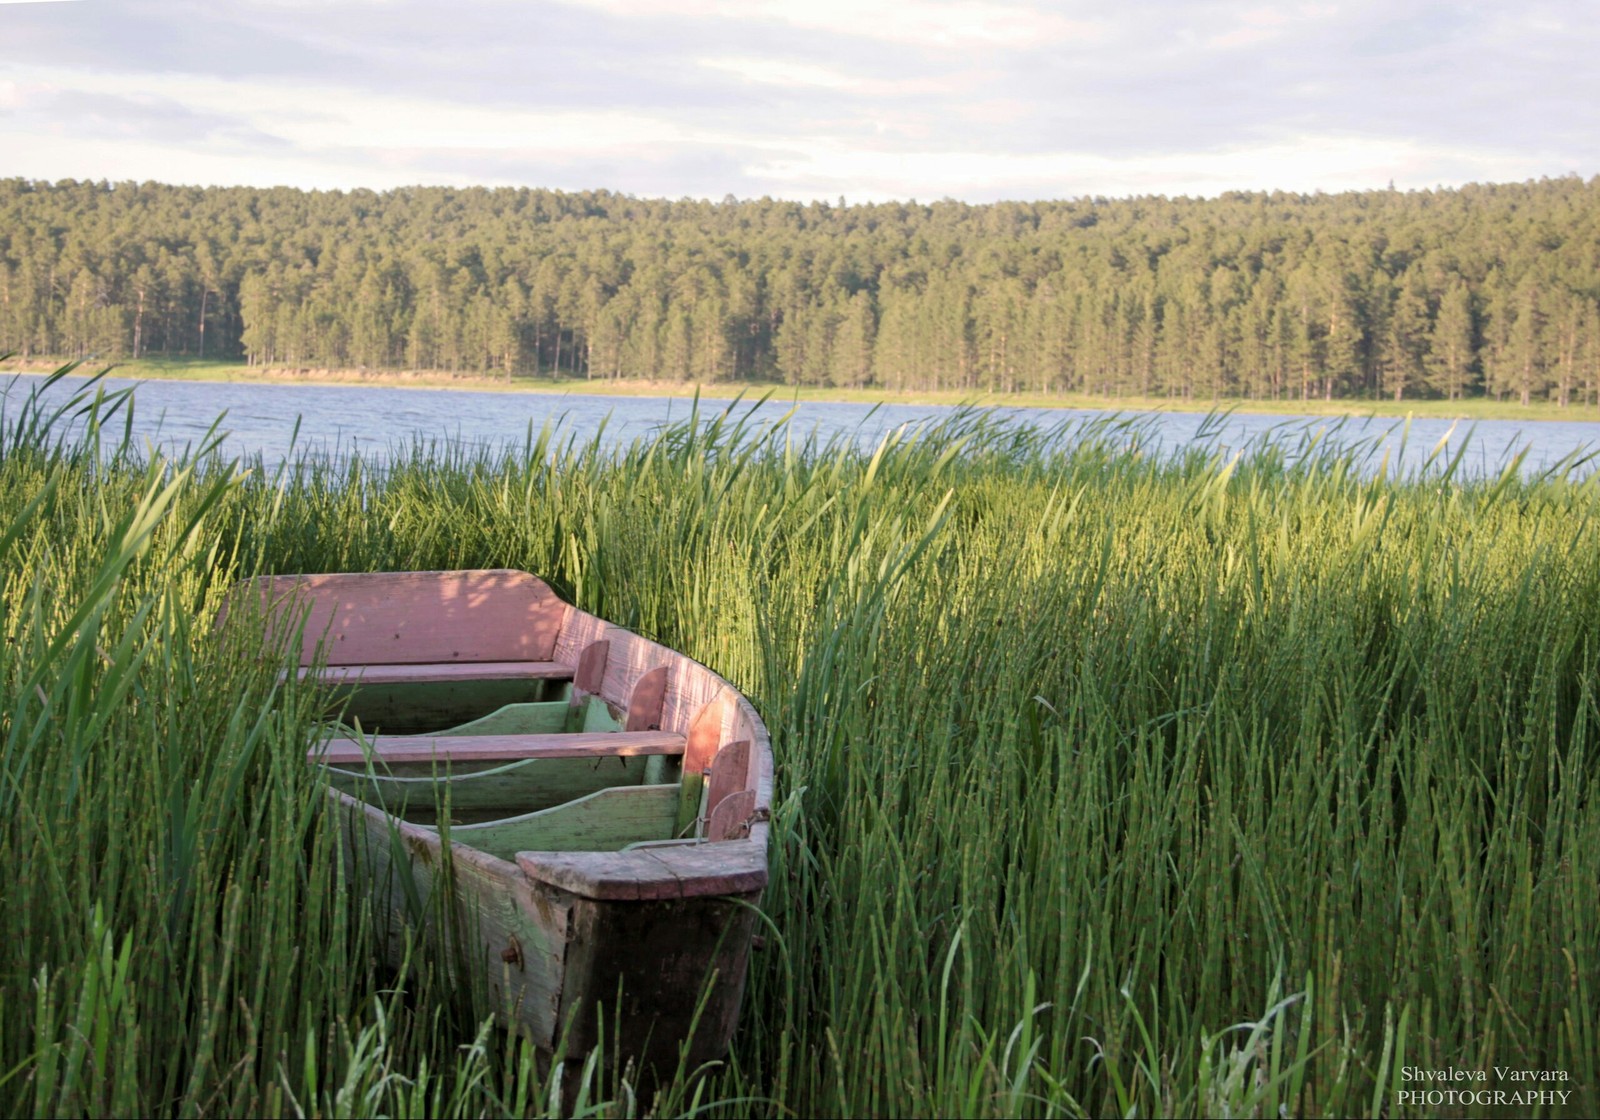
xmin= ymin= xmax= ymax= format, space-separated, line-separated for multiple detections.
xmin=337 ymin=792 xmax=764 ymax=1067
xmin=227 ymin=570 xmax=773 ymax=1068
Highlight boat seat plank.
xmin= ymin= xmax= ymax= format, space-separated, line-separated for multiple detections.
xmin=430 ymin=784 xmax=681 ymax=860
xmin=311 ymin=730 xmax=687 ymax=767
xmin=305 ymin=661 xmax=572 ymax=685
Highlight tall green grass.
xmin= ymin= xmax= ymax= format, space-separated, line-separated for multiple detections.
xmin=3 ymin=365 xmax=1598 ymax=1116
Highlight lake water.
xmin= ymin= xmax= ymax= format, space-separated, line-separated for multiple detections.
xmin=5 ymin=372 xmax=1599 ymax=481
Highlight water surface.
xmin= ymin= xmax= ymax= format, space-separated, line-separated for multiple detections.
xmin=5 ymin=373 xmax=1597 ymax=481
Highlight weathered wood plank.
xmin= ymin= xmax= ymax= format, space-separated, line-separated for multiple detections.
xmin=574 ymin=640 xmax=609 ymax=695
xmin=577 ymin=627 xmax=731 ymax=759
xmin=683 ymin=696 xmax=728 ymax=778
xmin=677 ymin=697 xmax=724 ymax=837
xmin=596 ymin=629 xmax=673 ymax=722
xmin=516 ymin=841 xmax=768 ymax=901
xmin=661 ymin=663 xmax=732 ymax=749
xmin=324 ymin=754 xmax=649 ymax=823
xmin=305 ymin=661 xmax=571 ymax=684
xmin=335 ymin=790 xmax=570 ymax=1048
xmin=552 ymin=611 xmax=611 ymax=670
xmin=731 ymin=699 xmax=770 ymax=810
xmin=312 ymin=730 xmax=686 ymax=767
xmin=434 ymin=784 xmax=680 ymax=859
xmin=703 ymin=739 xmax=751 ymax=821
xmin=555 ymin=892 xmax=762 ymax=1069
xmin=625 ymin=666 xmax=669 ymax=732
xmin=240 ymin=569 xmax=569 ymax=665
xmin=706 ymin=789 xmax=758 ymax=841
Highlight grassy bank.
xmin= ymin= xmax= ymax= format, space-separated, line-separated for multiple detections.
xmin=14 ymin=354 xmax=1600 ymax=422
xmin=2 ymin=367 xmax=1598 ymax=1117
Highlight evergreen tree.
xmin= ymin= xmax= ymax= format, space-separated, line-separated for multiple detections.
xmin=1425 ymin=278 xmax=1475 ymax=400
xmin=2 ymin=175 xmax=1598 ymax=403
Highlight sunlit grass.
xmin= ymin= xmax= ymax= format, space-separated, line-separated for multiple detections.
xmin=2 ymin=363 xmax=1598 ymax=1116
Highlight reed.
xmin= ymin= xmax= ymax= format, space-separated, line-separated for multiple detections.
xmin=2 ymin=364 xmax=1597 ymax=1117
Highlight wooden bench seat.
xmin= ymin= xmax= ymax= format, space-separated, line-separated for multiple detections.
xmin=302 ymin=661 xmax=573 ymax=686
xmin=312 ymin=730 xmax=687 ymax=767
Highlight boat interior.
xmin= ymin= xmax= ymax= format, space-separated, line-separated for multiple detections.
xmin=224 ymin=569 xmax=760 ymax=863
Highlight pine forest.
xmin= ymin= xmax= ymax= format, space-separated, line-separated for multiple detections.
xmin=3 ymin=174 xmax=1599 ymax=404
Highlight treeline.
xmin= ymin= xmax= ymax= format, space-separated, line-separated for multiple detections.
xmin=3 ymin=175 xmax=1599 ymax=403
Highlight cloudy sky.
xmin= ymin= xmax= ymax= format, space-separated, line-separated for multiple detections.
xmin=0 ymin=0 xmax=1594 ymax=203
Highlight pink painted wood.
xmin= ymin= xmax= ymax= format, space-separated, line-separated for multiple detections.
xmin=240 ymin=569 xmax=568 ymax=665
xmin=303 ymin=661 xmax=571 ymax=685
xmin=516 ymin=841 xmax=768 ymax=901
xmin=574 ymin=640 xmax=610 ymax=695
xmin=706 ymin=790 xmax=758 ymax=842
xmin=684 ymin=696 xmax=728 ymax=777
xmin=625 ymin=666 xmax=669 ymax=732
xmin=703 ymin=739 xmax=751 ymax=820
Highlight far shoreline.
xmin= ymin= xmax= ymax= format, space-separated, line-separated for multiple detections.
xmin=8 ymin=356 xmax=1600 ymax=424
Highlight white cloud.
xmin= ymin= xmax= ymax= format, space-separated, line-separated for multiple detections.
xmin=2 ymin=64 xmax=702 ymax=153
xmin=739 ymin=134 xmax=1561 ymax=202
xmin=1 ymin=1 xmax=1593 ymax=201
xmin=4 ymin=134 xmax=429 ymax=192
xmin=2 ymin=51 xmax=1583 ymax=202
xmin=554 ymin=0 xmax=1102 ymax=49
xmin=696 ymin=55 xmax=968 ymax=97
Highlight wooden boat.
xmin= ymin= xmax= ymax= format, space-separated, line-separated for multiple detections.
xmin=221 ymin=569 xmax=772 ymax=1068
